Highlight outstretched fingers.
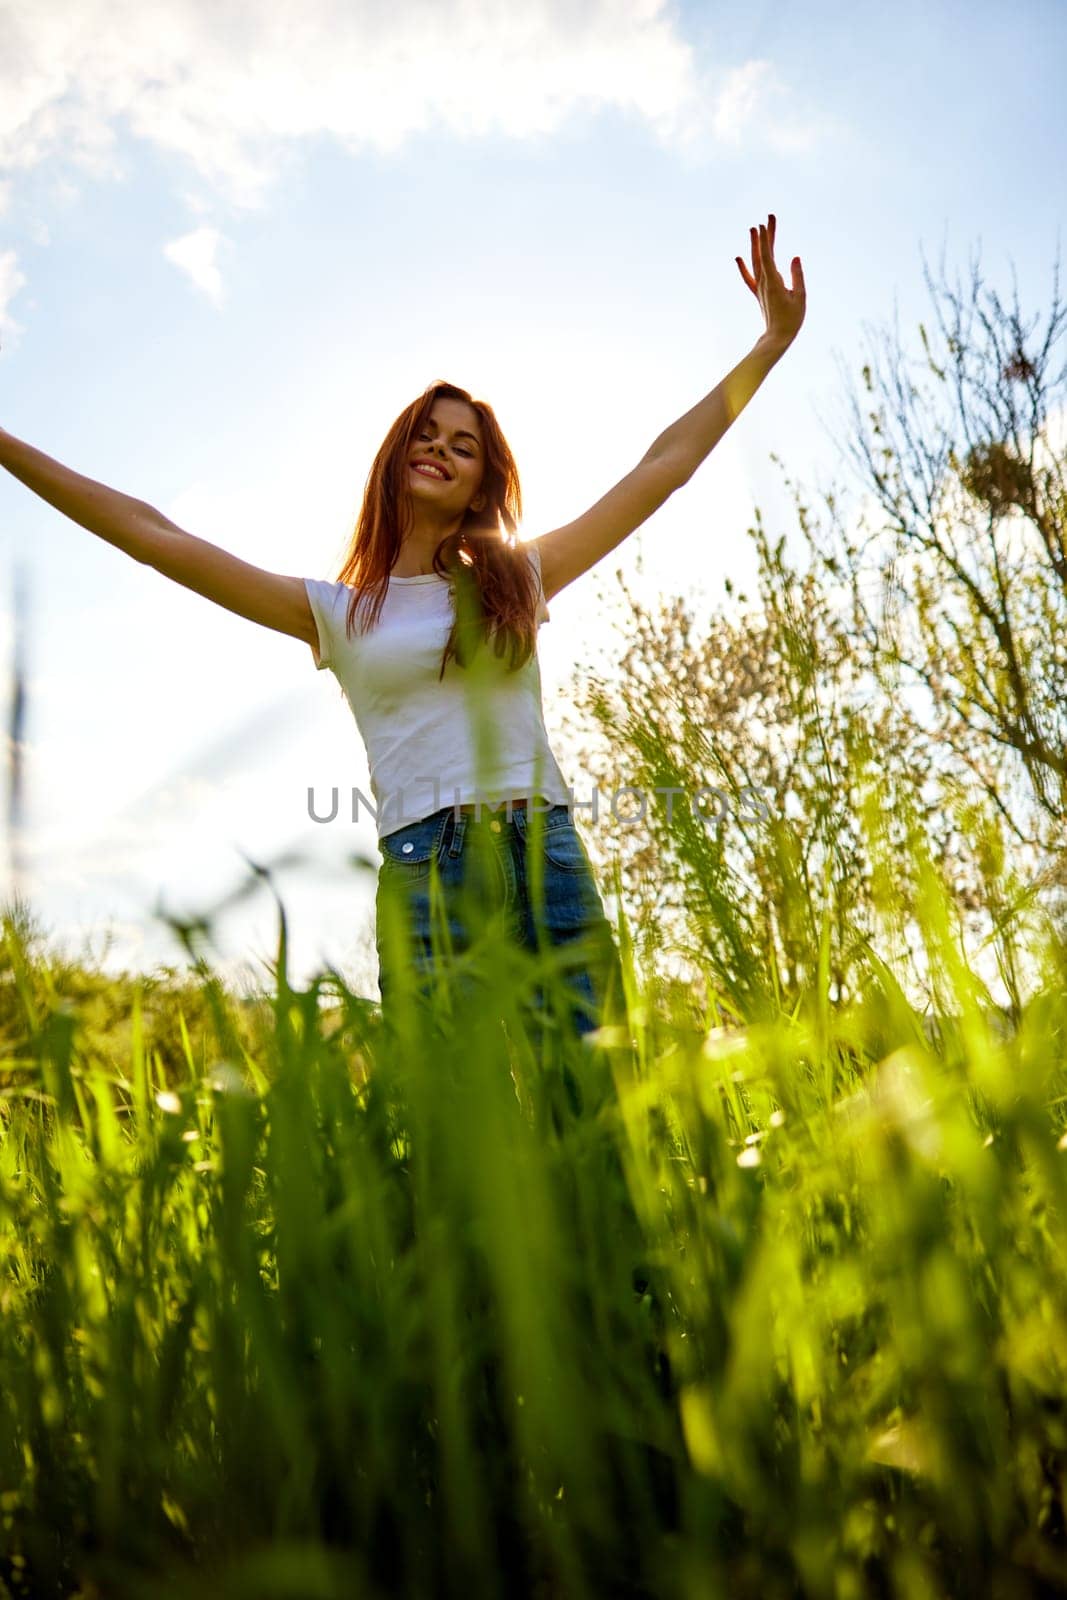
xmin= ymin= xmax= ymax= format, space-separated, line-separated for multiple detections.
xmin=758 ymin=220 xmax=782 ymax=283
xmin=737 ymin=226 xmax=761 ymax=294
xmin=737 ymin=214 xmax=778 ymax=295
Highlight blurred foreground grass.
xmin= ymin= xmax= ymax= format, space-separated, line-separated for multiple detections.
xmin=2 ymin=864 xmax=1067 ymax=1600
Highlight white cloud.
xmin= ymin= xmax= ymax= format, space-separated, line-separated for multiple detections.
xmin=710 ymin=58 xmax=825 ymax=152
xmin=0 ymin=0 xmax=818 ymax=213
xmin=162 ymin=224 xmax=227 ymax=303
xmin=713 ymin=60 xmax=772 ymax=145
xmin=0 ymin=248 xmax=27 ymax=348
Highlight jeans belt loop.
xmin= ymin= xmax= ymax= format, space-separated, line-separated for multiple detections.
xmin=448 ymin=809 xmax=467 ymax=859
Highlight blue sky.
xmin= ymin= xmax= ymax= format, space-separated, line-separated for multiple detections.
xmin=0 ymin=0 xmax=1063 ymax=994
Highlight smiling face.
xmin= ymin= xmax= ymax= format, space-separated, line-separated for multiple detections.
xmin=409 ymin=397 xmax=486 ymax=516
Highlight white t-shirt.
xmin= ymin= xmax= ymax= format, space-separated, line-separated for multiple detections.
xmin=303 ymin=540 xmax=573 ymax=839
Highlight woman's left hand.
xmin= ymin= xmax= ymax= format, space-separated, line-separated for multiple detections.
xmin=736 ymin=214 xmax=805 ymax=352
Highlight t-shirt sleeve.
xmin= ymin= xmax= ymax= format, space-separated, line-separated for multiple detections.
xmin=524 ymin=541 xmax=551 ymax=627
xmin=302 ymin=577 xmax=347 ymax=671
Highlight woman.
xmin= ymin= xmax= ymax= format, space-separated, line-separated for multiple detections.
xmin=0 ymin=216 xmax=805 ymax=1067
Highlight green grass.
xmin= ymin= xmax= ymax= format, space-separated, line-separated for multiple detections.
xmin=2 ymin=835 xmax=1067 ymax=1600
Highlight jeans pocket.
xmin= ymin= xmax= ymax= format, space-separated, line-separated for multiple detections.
xmin=379 ymin=809 xmax=450 ymax=882
xmin=539 ymin=811 xmax=591 ymax=873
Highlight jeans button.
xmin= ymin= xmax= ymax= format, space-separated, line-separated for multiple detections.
xmin=402 ymin=842 xmax=414 ymax=853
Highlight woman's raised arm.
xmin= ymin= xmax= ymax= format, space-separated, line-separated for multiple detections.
xmin=532 ymin=213 xmax=806 ymax=603
xmin=0 ymin=424 xmax=317 ymax=646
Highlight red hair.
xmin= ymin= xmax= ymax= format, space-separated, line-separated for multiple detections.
xmin=333 ymin=380 xmax=541 ymax=678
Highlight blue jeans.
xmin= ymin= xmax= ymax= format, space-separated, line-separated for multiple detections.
xmin=375 ymin=801 xmax=625 ymax=1059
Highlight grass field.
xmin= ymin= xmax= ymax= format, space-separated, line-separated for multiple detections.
xmin=2 ymin=843 xmax=1067 ymax=1599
